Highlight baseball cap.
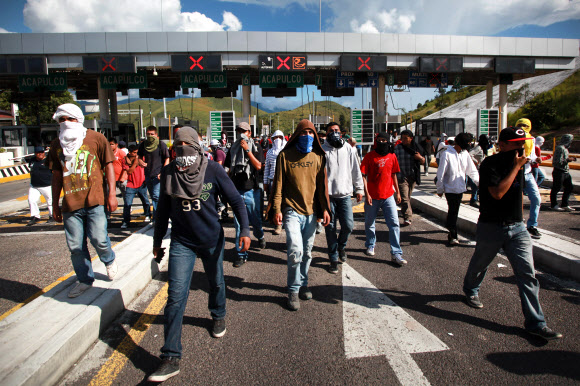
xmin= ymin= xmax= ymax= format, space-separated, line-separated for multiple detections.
xmin=210 ymin=139 xmax=220 ymax=146
xmin=34 ymin=146 xmax=45 ymax=153
xmin=236 ymin=122 xmax=251 ymax=132
xmin=499 ymin=127 xmax=534 ymax=142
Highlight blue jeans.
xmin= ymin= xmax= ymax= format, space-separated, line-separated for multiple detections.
xmin=532 ymin=167 xmax=545 ymax=187
xmin=123 ymin=182 xmax=151 ymax=224
xmin=364 ymin=195 xmax=402 ymax=256
xmin=63 ymin=205 xmax=115 ymax=285
xmin=523 ymin=172 xmax=540 ymax=228
xmin=325 ymin=196 xmax=354 ymax=262
xmin=146 ymin=176 xmax=160 ymax=219
xmin=284 ymin=208 xmax=317 ymax=293
xmin=463 ymin=221 xmax=546 ymax=331
xmin=467 ymin=176 xmax=478 ymax=203
xmin=233 ymin=188 xmax=264 ymax=259
xmin=161 ymin=233 xmax=226 ymax=358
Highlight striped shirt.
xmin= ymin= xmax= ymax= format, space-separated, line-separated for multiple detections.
xmin=263 ymin=148 xmax=278 ymax=185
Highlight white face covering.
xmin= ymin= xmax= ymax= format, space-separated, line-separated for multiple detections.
xmin=59 ymin=121 xmax=87 ymax=159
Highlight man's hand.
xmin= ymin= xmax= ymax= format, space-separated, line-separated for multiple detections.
xmin=437 ymin=193 xmax=443 ymax=197
xmin=366 ymin=195 xmax=372 ymax=206
xmin=395 ymin=192 xmax=401 ymax=204
xmin=107 ymin=194 xmax=118 ymax=213
xmin=322 ymin=210 xmax=331 ymax=227
xmin=239 ymin=236 xmax=251 ymax=252
xmin=356 ymin=193 xmax=363 ymax=203
xmin=515 ymin=153 xmax=528 ymax=169
xmin=274 ymin=212 xmax=283 ymax=226
xmin=139 ymin=159 xmax=147 ymax=167
xmin=240 ymin=139 xmax=249 ymax=151
xmin=53 ymin=205 xmax=62 ymax=222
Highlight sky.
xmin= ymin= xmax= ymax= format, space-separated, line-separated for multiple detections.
xmin=1 ymin=0 xmax=579 ymax=115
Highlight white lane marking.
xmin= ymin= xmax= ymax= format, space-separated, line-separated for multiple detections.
xmin=342 ymin=263 xmax=448 ymax=386
xmin=0 ymin=230 xmax=65 ymax=237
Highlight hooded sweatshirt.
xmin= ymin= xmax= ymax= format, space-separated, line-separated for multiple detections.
xmin=271 ymin=120 xmax=330 ymax=218
xmin=264 ymin=130 xmax=287 ymax=185
xmin=553 ymin=134 xmax=573 ymax=172
xmin=322 ymin=138 xmax=364 ymax=198
xmin=516 ymin=118 xmax=537 ymax=174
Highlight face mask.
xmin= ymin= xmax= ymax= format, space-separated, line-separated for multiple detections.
xmin=273 ymin=138 xmax=282 ymax=148
xmin=240 ymin=134 xmax=249 ymax=141
xmin=327 ymin=132 xmax=344 ymax=148
xmin=175 ymin=145 xmax=201 ymax=172
xmin=375 ymin=141 xmax=391 ymax=156
xmin=296 ymin=135 xmax=314 ymax=154
xmin=319 ymin=138 xmax=325 ymax=145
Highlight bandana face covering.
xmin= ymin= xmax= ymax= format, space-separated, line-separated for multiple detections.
xmin=59 ymin=121 xmax=87 ymax=159
xmin=296 ymin=134 xmax=314 ymax=154
xmin=327 ymin=132 xmax=344 ymax=148
xmin=175 ymin=145 xmax=201 ymax=172
xmin=145 ymin=135 xmax=159 ymax=152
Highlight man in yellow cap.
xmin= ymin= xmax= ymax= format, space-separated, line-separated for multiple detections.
xmin=515 ymin=118 xmax=542 ymax=239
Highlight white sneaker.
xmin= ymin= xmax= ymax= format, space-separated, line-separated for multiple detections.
xmin=121 ymin=222 xmax=128 ymax=229
xmin=144 ymin=216 xmax=151 ymax=223
xmin=562 ymin=206 xmax=575 ymax=212
xmin=365 ymin=246 xmax=375 ymax=256
xmin=392 ymin=254 xmax=408 ymax=266
xmin=106 ymin=260 xmax=118 ymax=280
xmin=551 ymin=205 xmax=564 ymax=212
xmin=68 ymin=282 xmax=92 ymax=298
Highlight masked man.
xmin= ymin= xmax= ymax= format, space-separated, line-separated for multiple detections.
xmin=263 ymin=130 xmax=287 ymax=235
xmin=138 ymin=126 xmax=170 ymax=222
xmin=550 ymin=134 xmax=577 ymax=211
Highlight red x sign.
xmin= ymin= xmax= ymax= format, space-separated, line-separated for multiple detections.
xmin=102 ymin=57 xmax=116 ymax=71
xmin=429 ymin=73 xmax=441 ymax=86
xmin=277 ymin=56 xmax=290 ymax=70
xmin=358 ymin=57 xmax=371 ymax=70
xmin=189 ymin=56 xmax=204 ymax=70
xmin=436 ymin=58 xmax=448 ymax=71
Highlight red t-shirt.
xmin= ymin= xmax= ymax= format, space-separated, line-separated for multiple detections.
xmin=112 ymin=147 xmax=125 ymax=180
xmin=360 ymin=152 xmax=400 ymax=200
xmin=123 ymin=157 xmax=146 ymax=189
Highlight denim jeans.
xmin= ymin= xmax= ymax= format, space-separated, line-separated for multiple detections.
xmin=523 ymin=172 xmax=541 ymax=228
xmin=550 ymin=169 xmax=573 ymax=208
xmin=63 ymin=205 xmax=115 ymax=285
xmin=123 ymin=182 xmax=151 ymax=224
xmin=531 ymin=167 xmax=545 ymax=187
xmin=325 ymin=196 xmax=354 ymax=262
xmin=284 ymin=208 xmax=317 ymax=293
xmin=161 ymin=233 xmax=226 ymax=358
xmin=463 ymin=221 xmax=546 ymax=331
xmin=364 ymin=195 xmax=402 ymax=256
xmin=146 ymin=176 xmax=160 ymax=219
xmin=424 ymin=155 xmax=433 ymax=173
xmin=233 ymin=188 xmax=264 ymax=259
xmin=467 ymin=177 xmax=478 ymax=203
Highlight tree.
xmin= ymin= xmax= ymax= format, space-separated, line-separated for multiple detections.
xmin=522 ymin=93 xmax=557 ymax=131
xmin=339 ymin=113 xmax=346 ymax=128
xmin=0 ymin=90 xmax=77 ymax=125
xmin=417 ymin=103 xmax=423 ymax=109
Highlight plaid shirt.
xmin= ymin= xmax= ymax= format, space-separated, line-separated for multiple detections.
xmin=395 ymin=144 xmax=415 ymax=178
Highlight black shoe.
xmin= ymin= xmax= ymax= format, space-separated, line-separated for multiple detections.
xmin=329 ymin=261 xmax=339 ymax=274
xmin=465 ymin=295 xmax=483 ymax=309
xmin=46 ymin=217 xmax=56 ymax=224
xmin=528 ymin=326 xmax=563 ymax=341
xmin=287 ymin=292 xmax=300 ymax=311
xmin=233 ymin=258 xmax=246 ymax=268
xmin=527 ymin=226 xmax=541 ymax=239
xmin=259 ymin=237 xmax=266 ymax=249
xmin=338 ymin=249 xmax=347 ymax=263
xmin=148 ymin=357 xmax=180 ymax=382
xmin=26 ymin=217 xmax=39 ymax=226
xmin=299 ymin=286 xmax=312 ymax=300
xmin=212 ymin=319 xmax=226 ymax=338
xmin=469 ymin=201 xmax=479 ymax=208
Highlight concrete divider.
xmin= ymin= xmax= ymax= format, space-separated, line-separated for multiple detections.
xmin=0 ymin=224 xmax=170 ymax=386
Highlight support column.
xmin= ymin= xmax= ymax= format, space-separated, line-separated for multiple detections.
xmin=109 ymin=89 xmax=118 ymax=137
xmin=371 ymin=87 xmax=378 ymax=115
xmin=486 ymin=80 xmax=494 ymax=109
xmin=242 ymin=85 xmax=251 ymax=120
xmin=377 ymin=75 xmax=386 ymax=126
xmin=499 ymin=84 xmax=508 ymax=131
xmin=97 ymin=78 xmax=110 ymax=122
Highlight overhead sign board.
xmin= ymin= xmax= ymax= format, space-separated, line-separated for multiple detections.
xmin=259 ymin=72 xmax=304 ymax=88
xmin=408 ymin=71 xmax=448 ymax=88
xmin=477 ymin=109 xmax=500 ymax=138
xmin=210 ymin=111 xmax=235 ymax=143
xmin=82 ymin=56 xmax=136 ymax=73
xmin=418 ymin=57 xmax=463 ymax=73
xmin=171 ymin=55 xmax=223 ymax=72
xmin=18 ymin=73 xmax=67 ymax=92
xmin=351 ymin=109 xmax=374 ymax=145
xmin=495 ymin=57 xmax=535 ymax=74
xmin=340 ymin=55 xmax=387 ymax=72
xmin=181 ymin=72 xmax=227 ymax=88
xmin=336 ymin=71 xmax=378 ymax=88
xmin=0 ymin=57 xmax=47 ymax=75
xmin=258 ymin=55 xmax=307 ymax=71
xmin=100 ymin=70 xmax=147 ymax=89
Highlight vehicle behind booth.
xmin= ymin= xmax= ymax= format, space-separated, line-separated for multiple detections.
xmin=414 ymin=118 xmax=465 ymax=149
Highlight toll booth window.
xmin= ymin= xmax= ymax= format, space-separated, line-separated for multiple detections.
xmin=446 ymin=122 xmax=456 ymax=137
xmin=2 ymin=129 xmax=22 ymax=147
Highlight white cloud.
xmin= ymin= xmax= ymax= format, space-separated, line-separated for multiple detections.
xmin=23 ymin=0 xmax=242 ymax=32
xmin=0 ymin=28 xmax=13 ymax=33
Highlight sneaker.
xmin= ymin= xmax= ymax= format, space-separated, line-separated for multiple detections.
xmin=259 ymin=237 xmax=266 ymax=249
xmin=527 ymin=226 xmax=541 ymax=239
xmin=448 ymin=238 xmax=460 ymax=246
xmin=106 ymin=260 xmax=118 ymax=280
xmin=562 ymin=206 xmax=575 ymax=212
xmin=144 ymin=216 xmax=151 ymax=223
xmin=338 ymin=249 xmax=347 ymax=263
xmin=211 ymin=319 xmax=226 ymax=338
xmin=120 ymin=222 xmax=128 ymax=229
xmin=273 ymin=224 xmax=282 ymax=235
xmin=26 ymin=217 xmax=39 ymax=226
xmin=392 ymin=254 xmax=407 ymax=266
xmin=402 ymin=219 xmax=412 ymax=227
xmin=233 ymin=257 xmax=246 ymax=268
xmin=68 ymin=282 xmax=92 ymax=298
xmin=528 ymin=326 xmax=563 ymax=341
xmin=329 ymin=261 xmax=339 ymax=274
xmin=299 ymin=286 xmax=312 ymax=301
xmin=148 ymin=357 xmax=180 ymax=382
xmin=551 ymin=205 xmax=564 ymax=212
xmin=316 ymin=222 xmax=323 ymax=234
xmin=365 ymin=246 xmax=375 ymax=256
xmin=287 ymin=292 xmax=300 ymax=311
xmin=47 ymin=217 xmax=56 ymax=224
xmin=469 ymin=201 xmax=479 ymax=208
xmin=465 ymin=294 xmax=483 ymax=309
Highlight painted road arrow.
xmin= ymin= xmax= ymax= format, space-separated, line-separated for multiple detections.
xmin=342 ymin=263 xmax=449 ymax=385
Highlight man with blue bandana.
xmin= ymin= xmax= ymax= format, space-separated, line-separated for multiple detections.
xmin=271 ymin=120 xmax=331 ymax=311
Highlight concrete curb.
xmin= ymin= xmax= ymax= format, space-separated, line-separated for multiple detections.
xmin=0 ymin=224 xmax=171 ymax=386
xmin=411 ymin=189 xmax=580 ymax=282
xmin=0 ymin=198 xmax=30 ymax=216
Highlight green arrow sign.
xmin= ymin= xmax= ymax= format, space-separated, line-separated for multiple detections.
xmin=259 ymin=72 xmax=304 ymax=88
xmin=100 ymin=70 xmax=147 ymax=89
xmin=182 ymin=72 xmax=227 ymax=88
xmin=19 ymin=73 xmax=67 ymax=92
